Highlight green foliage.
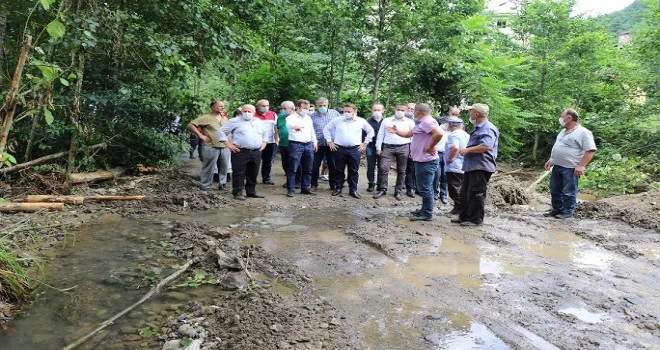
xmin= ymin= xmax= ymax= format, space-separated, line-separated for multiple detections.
xmin=137 ymin=327 xmax=157 ymax=338
xmin=173 ymin=273 xmax=216 ymax=289
xmin=581 ymin=154 xmax=656 ymax=196
xmin=595 ymin=0 xmax=647 ymax=35
xmin=0 ymin=245 xmax=32 ymax=303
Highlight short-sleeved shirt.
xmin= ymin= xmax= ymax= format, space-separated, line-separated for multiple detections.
xmin=190 ymin=114 xmax=226 ymax=148
xmin=276 ymin=112 xmax=289 ymax=147
xmin=410 ymin=116 xmax=440 ymax=163
xmin=444 ymin=129 xmax=470 ymax=174
xmin=255 ymin=110 xmax=277 ymax=143
xmin=549 ymin=125 xmax=597 ymax=168
xmin=462 ymin=120 xmax=499 ymax=173
xmin=219 ymin=117 xmax=267 ymax=150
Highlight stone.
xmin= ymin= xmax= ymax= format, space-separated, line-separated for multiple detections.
xmin=216 ymin=248 xmax=240 ymax=270
xmin=319 ymin=323 xmax=329 ymax=329
xmin=329 ymin=318 xmax=340 ymax=326
xmin=207 ymin=227 xmax=231 ymax=239
xmin=162 ymin=339 xmax=181 ymax=350
xmin=119 ymin=326 xmax=135 ymax=335
xmin=178 ymin=324 xmax=199 ymax=338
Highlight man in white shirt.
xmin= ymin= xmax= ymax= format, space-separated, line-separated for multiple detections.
xmin=373 ymin=103 xmax=415 ymax=200
xmin=444 ymin=116 xmax=470 ymax=215
xmin=324 ymin=103 xmax=375 ymax=199
xmin=285 ymin=99 xmax=318 ymax=197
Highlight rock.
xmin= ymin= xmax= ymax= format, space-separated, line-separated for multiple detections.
xmin=329 ymin=317 xmax=340 ymax=326
xmin=178 ymin=324 xmax=199 ymax=338
xmin=270 ymin=324 xmax=283 ymax=332
xmin=207 ymin=227 xmax=231 ymax=239
xmin=200 ymin=306 xmax=219 ymax=315
xmin=119 ymin=326 xmax=135 ymax=335
xmin=162 ymin=339 xmax=181 ymax=350
xmin=319 ymin=323 xmax=329 ymax=329
xmin=423 ymin=333 xmax=442 ymax=345
xmin=216 ymin=248 xmax=240 ymax=270
xmin=205 ymin=240 xmax=217 ymax=247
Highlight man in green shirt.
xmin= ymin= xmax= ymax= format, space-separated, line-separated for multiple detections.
xmin=186 ymin=100 xmax=229 ymax=191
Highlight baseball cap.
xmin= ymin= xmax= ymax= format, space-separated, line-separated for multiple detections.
xmin=447 ymin=116 xmax=464 ymax=125
xmin=466 ymin=103 xmax=489 ymax=116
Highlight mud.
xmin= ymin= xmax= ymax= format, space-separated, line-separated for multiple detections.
xmin=1 ymin=156 xmax=659 ymax=349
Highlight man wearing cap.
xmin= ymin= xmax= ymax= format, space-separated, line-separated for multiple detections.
xmin=388 ymin=103 xmax=444 ymax=221
xmin=365 ymin=103 xmax=385 ymax=192
xmin=451 ymin=103 xmax=499 ymax=226
xmin=311 ymin=97 xmax=340 ymax=192
xmin=255 ymin=99 xmax=278 ymax=185
xmin=285 ymin=99 xmax=318 ymax=197
xmin=444 ymin=116 xmax=470 ymax=215
xmin=219 ymin=104 xmax=268 ymax=200
xmin=374 ymin=103 xmax=416 ymax=201
xmin=186 ymin=99 xmax=229 ymax=191
xmin=544 ymin=109 xmax=597 ymax=219
xmin=324 ymin=103 xmax=375 ymax=199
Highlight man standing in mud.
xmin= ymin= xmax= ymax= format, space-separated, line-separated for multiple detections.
xmin=404 ymin=102 xmax=417 ymax=198
xmin=311 ymin=98 xmax=340 ymax=192
xmin=451 ymin=103 xmax=499 ymax=226
xmin=388 ymin=103 xmax=443 ymax=221
xmin=544 ymin=109 xmax=597 ymax=219
xmin=186 ymin=100 xmax=229 ymax=191
xmin=219 ymin=104 xmax=268 ymax=200
xmin=285 ymin=99 xmax=318 ymax=197
xmin=255 ymin=99 xmax=278 ymax=185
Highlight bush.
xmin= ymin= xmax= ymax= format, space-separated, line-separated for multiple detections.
xmin=104 ymin=126 xmax=186 ymax=168
xmin=581 ymin=153 xmax=658 ymax=196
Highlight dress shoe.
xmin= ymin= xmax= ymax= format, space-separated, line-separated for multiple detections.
xmin=410 ymin=216 xmax=432 ymax=222
xmin=372 ymin=190 xmax=386 ymax=199
xmin=349 ymin=191 xmax=362 ymax=199
xmin=330 ymin=184 xmax=336 ymax=191
xmin=449 ymin=208 xmax=459 ymax=215
xmin=554 ymin=213 xmax=573 ymax=219
xmin=301 ymin=189 xmax=317 ymax=195
xmin=406 ymin=190 xmax=415 ymax=198
xmin=410 ymin=210 xmax=422 ymax=215
xmin=440 ymin=195 xmax=448 ymax=204
xmin=331 ymin=189 xmax=342 ymax=196
xmin=233 ymin=194 xmax=245 ymax=200
xmin=460 ymin=221 xmax=482 ymax=227
xmin=218 ymin=184 xmax=227 ymax=190
xmin=263 ymin=179 xmax=275 ymax=185
xmin=366 ymin=185 xmax=375 ymax=192
xmin=394 ymin=192 xmax=402 ymax=201
xmin=286 ymin=191 xmax=294 ymax=197
xmin=450 ymin=218 xmax=464 ymax=223
xmin=310 ymin=186 xmax=318 ymax=192
xmin=543 ymin=210 xmax=558 ymax=217
xmin=246 ymin=193 xmax=265 ymax=198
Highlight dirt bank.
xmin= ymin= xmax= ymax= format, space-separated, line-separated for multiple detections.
xmin=1 ymin=156 xmax=659 ymax=349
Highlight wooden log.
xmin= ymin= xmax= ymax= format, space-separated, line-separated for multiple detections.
xmin=84 ymin=195 xmax=145 ymax=201
xmin=526 ymin=170 xmax=551 ymax=193
xmin=0 ymin=202 xmax=64 ymax=212
xmin=0 ymin=143 xmax=105 ymax=175
xmin=26 ymin=195 xmax=85 ymax=205
xmin=136 ymin=164 xmax=160 ymax=174
xmin=68 ymin=166 xmax=126 ymax=184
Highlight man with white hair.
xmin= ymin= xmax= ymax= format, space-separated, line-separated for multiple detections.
xmin=285 ymin=99 xmax=318 ymax=197
xmin=219 ymin=104 xmax=268 ymax=200
xmin=311 ymin=97 xmax=340 ymax=192
xmin=451 ymin=103 xmax=499 ymax=226
xmin=255 ymin=99 xmax=278 ymax=185
xmin=275 ymin=101 xmax=300 ymax=189
xmin=444 ymin=116 xmax=470 ymax=215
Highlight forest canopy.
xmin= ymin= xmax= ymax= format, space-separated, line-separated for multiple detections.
xmin=0 ymin=0 xmax=658 ymax=196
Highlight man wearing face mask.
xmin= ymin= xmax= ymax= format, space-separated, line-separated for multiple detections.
xmin=255 ymin=99 xmax=278 ymax=185
xmin=324 ymin=103 xmax=375 ymax=199
xmin=433 ymin=107 xmax=460 ymax=204
xmin=275 ymin=101 xmax=301 ymax=190
xmin=285 ymin=99 xmax=318 ymax=197
xmin=219 ymin=104 xmax=268 ymax=200
xmin=388 ymin=103 xmax=443 ymax=221
xmin=365 ymin=103 xmax=385 ymax=192
xmin=187 ymin=100 xmax=229 ymax=191
xmin=544 ymin=109 xmax=597 ymax=219
xmin=451 ymin=103 xmax=499 ymax=226
xmin=374 ymin=103 xmax=416 ymax=200
xmin=311 ymin=98 xmax=341 ymax=192
xmin=403 ymin=102 xmax=418 ymax=197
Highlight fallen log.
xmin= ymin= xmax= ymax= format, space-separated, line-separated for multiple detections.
xmin=61 ymin=258 xmax=196 ymax=350
xmin=136 ymin=164 xmax=160 ymax=174
xmin=25 ymin=195 xmax=85 ymax=205
xmin=526 ymin=170 xmax=551 ymax=193
xmin=0 ymin=143 xmax=105 ymax=175
xmin=0 ymin=202 xmax=64 ymax=212
xmin=85 ymin=195 xmax=145 ymax=201
xmin=69 ymin=167 xmax=126 ymax=184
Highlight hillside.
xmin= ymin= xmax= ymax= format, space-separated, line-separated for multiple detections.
xmin=597 ymin=0 xmax=648 ymax=35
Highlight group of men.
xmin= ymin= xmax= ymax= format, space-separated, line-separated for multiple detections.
xmin=188 ymin=97 xmax=596 ymax=224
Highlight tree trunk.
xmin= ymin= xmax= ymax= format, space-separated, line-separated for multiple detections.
xmin=67 ymin=53 xmax=85 ymax=172
xmin=0 ymin=143 xmax=104 ymax=175
xmin=0 ymin=6 xmax=7 ymax=89
xmin=532 ymin=132 xmax=539 ymax=160
xmin=372 ymin=0 xmax=387 ymax=102
xmin=0 ymin=35 xmax=32 ymax=157
xmin=24 ymin=94 xmax=45 ymax=161
xmin=335 ymin=48 xmax=348 ymax=103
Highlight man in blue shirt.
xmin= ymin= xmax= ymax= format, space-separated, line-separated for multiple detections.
xmin=311 ymin=98 xmax=340 ymax=192
xmin=451 ymin=103 xmax=499 ymax=226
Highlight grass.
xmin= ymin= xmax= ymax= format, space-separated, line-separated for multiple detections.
xmin=0 ymin=245 xmax=32 ymax=303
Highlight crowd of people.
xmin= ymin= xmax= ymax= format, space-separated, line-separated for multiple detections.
xmin=187 ymin=98 xmax=596 ymax=224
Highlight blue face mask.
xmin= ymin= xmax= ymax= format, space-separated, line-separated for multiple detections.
xmin=414 ymin=119 xmax=421 ymax=126
xmin=318 ymin=107 xmax=328 ymax=114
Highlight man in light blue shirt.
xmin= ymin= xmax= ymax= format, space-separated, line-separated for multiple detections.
xmin=311 ymin=98 xmax=340 ymax=192
xmin=219 ymin=104 xmax=268 ymax=200
xmin=444 ymin=117 xmax=470 ymax=215
xmin=323 ymin=103 xmax=375 ymax=199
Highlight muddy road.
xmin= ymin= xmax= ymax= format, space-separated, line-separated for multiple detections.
xmin=1 ymin=155 xmax=659 ymax=349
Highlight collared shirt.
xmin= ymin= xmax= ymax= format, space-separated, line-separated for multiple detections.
xmin=324 ymin=117 xmax=375 ymax=147
xmin=376 ymin=116 xmax=414 ymax=151
xmin=435 ymin=125 xmax=449 ymax=152
xmin=410 ymin=116 xmax=440 ymax=162
xmin=312 ymin=109 xmax=340 ymax=146
xmin=549 ymin=124 xmax=597 ymax=168
xmin=276 ymin=111 xmax=289 ymax=146
xmin=255 ymin=110 xmax=277 ymax=143
xmin=364 ymin=117 xmax=383 ymax=147
xmin=219 ymin=117 xmax=267 ymax=150
xmin=286 ymin=112 xmax=318 ymax=144
xmin=190 ymin=113 xmax=227 ymax=148
xmin=462 ymin=120 xmax=499 ymax=173
xmin=444 ymin=129 xmax=470 ymax=174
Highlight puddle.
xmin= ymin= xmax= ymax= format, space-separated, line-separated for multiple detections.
xmin=558 ymin=307 xmax=607 ymax=324
xmin=513 ymin=325 xmax=560 ymax=350
xmin=523 ymin=230 xmax=616 ymax=269
xmin=425 ymin=322 xmax=510 ymax=349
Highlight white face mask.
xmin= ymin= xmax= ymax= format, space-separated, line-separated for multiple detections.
xmin=343 ymin=112 xmax=353 ymax=120
xmin=300 ymin=109 xmax=309 ymax=116
xmin=404 ymin=111 xmax=414 ymax=119
xmin=559 ymin=117 xmax=566 ymax=127
xmin=469 ymin=117 xmax=477 ymax=126
xmin=372 ymin=111 xmax=383 ymax=120
xmin=242 ymin=112 xmax=254 ymax=121
xmin=394 ymin=111 xmax=405 ymax=119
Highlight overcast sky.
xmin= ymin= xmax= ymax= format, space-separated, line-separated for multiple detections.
xmin=488 ymin=0 xmax=637 ymax=16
